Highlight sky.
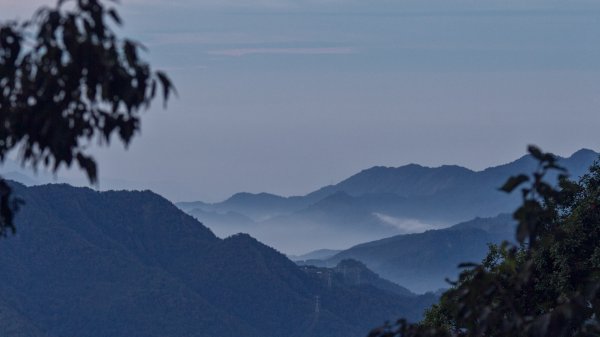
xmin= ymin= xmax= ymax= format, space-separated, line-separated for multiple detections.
xmin=1 ymin=0 xmax=600 ymax=202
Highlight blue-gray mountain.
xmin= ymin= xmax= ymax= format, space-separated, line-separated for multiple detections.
xmin=299 ymin=214 xmax=516 ymax=294
xmin=177 ymin=149 xmax=598 ymax=254
xmin=0 ymin=183 xmax=436 ymax=337
xmin=301 ymin=259 xmax=417 ymax=298
xmin=289 ymin=249 xmax=341 ymax=261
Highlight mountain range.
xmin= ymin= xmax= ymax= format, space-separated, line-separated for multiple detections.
xmin=0 ymin=183 xmax=436 ymax=337
xmin=1 ymin=149 xmax=594 ymax=335
xmin=298 ymin=214 xmax=516 ymax=293
xmin=177 ymin=149 xmax=599 ymax=254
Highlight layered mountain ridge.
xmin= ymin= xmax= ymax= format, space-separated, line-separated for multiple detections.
xmin=177 ymin=149 xmax=599 ymax=254
xmin=298 ymin=214 xmax=516 ymax=293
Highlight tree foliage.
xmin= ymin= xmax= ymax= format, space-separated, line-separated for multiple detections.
xmin=369 ymin=146 xmax=600 ymax=337
xmin=0 ymin=0 xmax=174 ymax=235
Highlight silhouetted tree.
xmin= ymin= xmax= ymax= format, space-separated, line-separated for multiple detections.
xmin=369 ymin=146 xmax=600 ymax=337
xmin=0 ymin=0 xmax=174 ymax=235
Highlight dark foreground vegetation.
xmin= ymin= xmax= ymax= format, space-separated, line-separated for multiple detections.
xmin=370 ymin=147 xmax=600 ymax=337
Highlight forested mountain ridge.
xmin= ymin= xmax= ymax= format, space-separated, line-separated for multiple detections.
xmin=301 ymin=259 xmax=417 ymax=298
xmin=0 ymin=183 xmax=433 ymax=337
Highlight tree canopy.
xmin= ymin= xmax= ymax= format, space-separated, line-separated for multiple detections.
xmin=369 ymin=146 xmax=600 ymax=337
xmin=0 ymin=0 xmax=174 ymax=235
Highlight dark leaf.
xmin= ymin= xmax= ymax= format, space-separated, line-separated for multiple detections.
xmin=528 ymin=145 xmax=544 ymax=160
xmin=76 ymin=153 xmax=98 ymax=184
xmin=500 ymin=174 xmax=529 ymax=193
xmin=156 ymin=70 xmax=175 ymax=106
xmin=107 ymin=8 xmax=122 ymax=25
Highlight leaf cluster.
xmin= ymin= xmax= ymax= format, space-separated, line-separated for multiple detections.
xmin=0 ymin=0 xmax=173 ymax=235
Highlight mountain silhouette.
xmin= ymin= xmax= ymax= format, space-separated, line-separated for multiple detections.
xmin=0 ymin=183 xmax=434 ymax=337
xmin=177 ymin=149 xmax=598 ymax=254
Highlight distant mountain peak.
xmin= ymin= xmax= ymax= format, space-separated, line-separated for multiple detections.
xmin=484 ymin=148 xmax=597 ymax=168
xmin=571 ymin=148 xmax=597 ymax=155
xmin=307 ymin=191 xmax=356 ymax=208
xmin=224 ymin=191 xmax=288 ymax=204
xmin=225 ymin=232 xmax=255 ymax=241
xmin=361 ymin=163 xmax=425 ymax=173
xmin=222 ymin=233 xmax=285 ymax=254
xmin=569 ymin=148 xmax=598 ymax=160
xmin=437 ymin=164 xmax=473 ymax=172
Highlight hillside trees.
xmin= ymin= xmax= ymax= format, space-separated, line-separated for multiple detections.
xmin=369 ymin=146 xmax=600 ymax=337
xmin=0 ymin=0 xmax=174 ymax=235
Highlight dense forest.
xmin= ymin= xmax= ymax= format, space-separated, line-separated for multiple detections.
xmin=0 ymin=182 xmax=435 ymax=337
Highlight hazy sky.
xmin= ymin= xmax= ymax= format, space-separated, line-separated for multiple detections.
xmin=2 ymin=0 xmax=600 ymax=202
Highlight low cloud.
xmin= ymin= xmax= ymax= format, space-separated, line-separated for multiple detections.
xmin=148 ymin=32 xmax=298 ymax=47
xmin=207 ymin=47 xmax=356 ymax=57
xmin=374 ymin=213 xmax=437 ymax=234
